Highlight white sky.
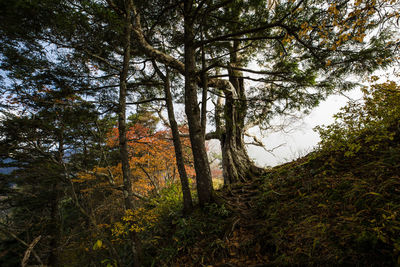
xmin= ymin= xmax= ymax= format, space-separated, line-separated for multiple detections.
xmin=205 ymin=89 xmax=363 ymax=168
xmin=246 ymin=67 xmax=400 ymax=167
xmin=248 ymin=88 xmax=363 ymax=167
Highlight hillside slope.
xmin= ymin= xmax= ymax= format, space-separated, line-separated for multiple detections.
xmin=165 ymin=144 xmax=399 ymax=266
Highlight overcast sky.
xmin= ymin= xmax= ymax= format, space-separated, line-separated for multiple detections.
xmin=246 ymin=67 xmax=400 ymax=167
xmin=205 ymin=88 xmax=363 ymax=168
xmin=246 ymin=88 xmax=363 ymax=167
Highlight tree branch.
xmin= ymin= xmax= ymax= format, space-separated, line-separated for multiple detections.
xmin=21 ymin=236 xmax=41 ymax=267
xmin=0 ymin=226 xmax=43 ymax=266
xmin=126 ymin=97 xmax=165 ymax=105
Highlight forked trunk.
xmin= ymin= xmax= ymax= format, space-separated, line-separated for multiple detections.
xmin=220 ymin=91 xmax=263 ymax=185
xmin=221 ymin=41 xmax=263 ymax=185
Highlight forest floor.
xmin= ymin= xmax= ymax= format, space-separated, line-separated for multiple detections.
xmin=214 ymin=181 xmax=268 ymax=266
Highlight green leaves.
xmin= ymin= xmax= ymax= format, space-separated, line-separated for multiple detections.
xmin=316 ymin=78 xmax=400 ymax=159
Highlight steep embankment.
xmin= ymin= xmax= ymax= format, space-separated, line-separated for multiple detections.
xmin=254 ymin=148 xmax=400 ymax=266
xmin=167 ymin=144 xmax=400 ymax=266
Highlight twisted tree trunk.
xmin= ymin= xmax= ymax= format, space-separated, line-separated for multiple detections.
xmin=220 ymin=41 xmax=263 ymax=185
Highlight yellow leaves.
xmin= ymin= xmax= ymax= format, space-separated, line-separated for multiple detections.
xmin=300 ymin=21 xmax=308 ymax=29
xmin=338 ymin=33 xmax=351 ymax=43
xmin=124 ymin=209 xmax=134 ymax=218
xmin=111 ymin=222 xmax=127 ymax=237
xmin=114 ymin=207 xmax=159 ymax=237
xmin=327 ymin=3 xmax=336 ymax=14
xmin=282 ymin=34 xmax=294 ymax=45
xmin=325 ymin=60 xmax=332 ymax=67
xmin=370 ymin=75 xmax=379 ymax=82
xmin=315 ymin=0 xmax=384 ymax=50
xmin=354 ymin=0 xmax=363 ymax=6
xmin=92 ymin=239 xmax=104 ymax=250
xmin=298 ymin=21 xmax=314 ymax=38
xmin=352 ymin=33 xmax=366 ymax=43
xmin=377 ymin=58 xmax=384 ymax=65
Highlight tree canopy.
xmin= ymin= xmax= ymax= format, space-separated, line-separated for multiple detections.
xmin=0 ymin=0 xmax=399 ymax=265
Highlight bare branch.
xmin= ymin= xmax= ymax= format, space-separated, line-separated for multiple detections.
xmin=21 ymin=236 xmax=42 ymax=267
xmin=0 ymin=226 xmax=43 ymax=266
xmin=196 ymin=22 xmax=282 ymax=47
xmin=245 ymin=132 xmax=286 ymax=156
xmin=126 ymin=98 xmax=165 ymax=105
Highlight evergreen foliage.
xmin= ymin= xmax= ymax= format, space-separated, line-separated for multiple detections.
xmin=1 ymin=0 xmax=400 ymax=265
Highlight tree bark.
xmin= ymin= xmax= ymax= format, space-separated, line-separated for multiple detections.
xmin=48 ymin=127 xmax=64 ymax=267
xmin=166 ymin=74 xmax=193 ymax=213
xmin=220 ymin=41 xmax=263 ymax=185
xmin=118 ymin=1 xmax=141 ymax=265
xmin=48 ymin=182 xmax=60 ymax=267
xmin=158 ymin=66 xmax=193 ymax=213
xmin=184 ymin=2 xmax=214 ymax=206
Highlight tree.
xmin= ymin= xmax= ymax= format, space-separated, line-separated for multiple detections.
xmin=0 ymin=14 xmax=125 ymax=262
xmin=152 ymin=63 xmax=194 ymax=213
xmin=1 ymin=0 xmax=398 ymax=206
xmin=0 ymin=98 xmax=106 ymax=266
xmin=126 ymin=0 xmax=399 ymax=188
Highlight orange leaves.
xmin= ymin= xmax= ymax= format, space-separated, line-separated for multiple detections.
xmin=105 ymin=123 xmax=194 ymax=196
xmin=325 ymin=60 xmax=332 ymax=67
xmin=74 ymin=166 xmax=120 ymax=194
xmin=327 ymin=3 xmax=340 ymax=16
xmin=76 ymin=121 xmax=194 ymax=198
xmin=310 ymin=0 xmax=396 ymax=52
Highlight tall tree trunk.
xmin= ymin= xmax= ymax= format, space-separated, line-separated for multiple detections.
xmin=118 ymin=1 xmax=141 ymax=265
xmin=48 ymin=126 xmax=64 ymax=266
xmin=156 ymin=65 xmax=193 ymax=213
xmin=184 ymin=2 xmax=213 ymax=206
xmin=221 ymin=41 xmax=263 ymax=185
xmin=48 ymin=182 xmax=60 ymax=267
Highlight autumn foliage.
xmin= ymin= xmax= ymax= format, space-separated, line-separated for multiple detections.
xmin=74 ymin=122 xmax=195 ymax=197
